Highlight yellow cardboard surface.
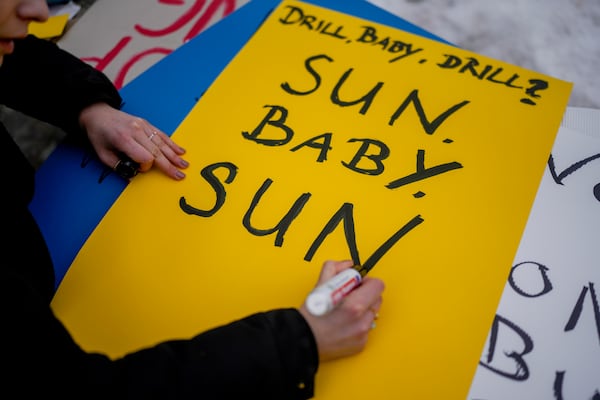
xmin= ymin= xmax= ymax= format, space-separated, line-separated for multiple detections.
xmin=28 ymin=14 xmax=69 ymax=39
xmin=52 ymin=1 xmax=572 ymax=398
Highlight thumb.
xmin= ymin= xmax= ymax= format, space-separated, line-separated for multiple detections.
xmin=316 ymin=260 xmax=354 ymax=286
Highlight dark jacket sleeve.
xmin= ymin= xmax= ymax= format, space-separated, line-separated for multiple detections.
xmin=2 ymin=267 xmax=318 ymax=399
xmin=0 ymin=34 xmax=122 ymax=138
xmin=114 ymin=309 xmax=319 ymax=399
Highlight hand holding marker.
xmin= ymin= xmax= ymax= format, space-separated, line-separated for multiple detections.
xmin=306 ymin=216 xmax=424 ymax=316
xmin=306 ymin=265 xmax=369 ymax=316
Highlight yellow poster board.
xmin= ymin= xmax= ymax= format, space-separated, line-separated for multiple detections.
xmin=52 ymin=1 xmax=572 ymax=399
xmin=28 ymin=14 xmax=69 ymax=39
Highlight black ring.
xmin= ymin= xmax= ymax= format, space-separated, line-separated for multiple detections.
xmin=114 ymin=153 xmax=140 ymax=180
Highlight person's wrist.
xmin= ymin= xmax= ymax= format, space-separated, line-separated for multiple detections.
xmin=78 ymin=102 xmax=109 ymax=130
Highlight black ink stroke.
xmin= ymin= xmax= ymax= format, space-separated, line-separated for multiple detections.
xmin=479 ymin=314 xmax=533 ymax=381
xmin=564 ymin=282 xmax=600 ymax=346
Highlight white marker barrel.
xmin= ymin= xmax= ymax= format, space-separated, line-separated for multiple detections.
xmin=305 ymin=268 xmax=362 ymax=316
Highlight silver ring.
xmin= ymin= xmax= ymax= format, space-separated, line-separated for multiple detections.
xmin=148 ymin=131 xmax=157 ymax=141
xmin=370 ymin=321 xmax=377 ymax=330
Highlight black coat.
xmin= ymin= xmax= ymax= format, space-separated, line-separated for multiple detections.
xmin=0 ymin=35 xmax=318 ymax=399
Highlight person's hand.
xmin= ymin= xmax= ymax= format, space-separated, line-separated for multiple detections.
xmin=299 ymin=260 xmax=385 ymax=362
xmin=78 ymin=102 xmax=189 ymax=180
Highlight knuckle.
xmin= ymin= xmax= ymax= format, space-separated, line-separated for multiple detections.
xmin=344 ymin=302 xmax=368 ymax=319
xmin=130 ymin=118 xmax=144 ymax=130
xmin=366 ymin=277 xmax=385 ymax=293
xmin=357 ymin=321 xmax=372 ymax=335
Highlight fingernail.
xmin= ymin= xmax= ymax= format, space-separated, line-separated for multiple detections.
xmin=175 ymin=170 xmax=186 ymax=180
xmin=179 ymin=159 xmax=189 ymax=168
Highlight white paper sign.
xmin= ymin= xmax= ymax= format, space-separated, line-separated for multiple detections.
xmin=469 ymin=109 xmax=600 ymax=399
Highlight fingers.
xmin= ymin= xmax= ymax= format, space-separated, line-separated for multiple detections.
xmin=346 ymin=277 xmax=385 ymax=310
xmin=300 ymin=260 xmax=385 ymax=362
xmin=316 ymin=259 xmax=354 ymax=285
xmin=313 ymin=260 xmax=384 ymax=317
xmin=114 ymin=122 xmax=188 ymax=181
xmin=341 ymin=277 xmax=384 ymax=329
xmin=81 ymin=104 xmax=188 ymax=181
xmin=138 ymin=128 xmax=189 ymax=180
xmin=335 ymin=278 xmax=384 ymax=346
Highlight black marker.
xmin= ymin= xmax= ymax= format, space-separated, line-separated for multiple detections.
xmin=113 ymin=152 xmax=140 ymax=180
